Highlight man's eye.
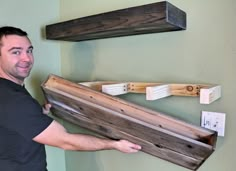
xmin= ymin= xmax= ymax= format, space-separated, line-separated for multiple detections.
xmin=27 ymin=49 xmax=33 ymax=54
xmin=12 ymin=51 xmax=21 ymax=55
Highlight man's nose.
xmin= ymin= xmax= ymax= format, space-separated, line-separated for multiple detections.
xmin=21 ymin=52 xmax=32 ymax=61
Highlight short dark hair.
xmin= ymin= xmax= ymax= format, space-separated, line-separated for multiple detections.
xmin=0 ymin=26 xmax=28 ymax=55
xmin=0 ymin=26 xmax=27 ymax=38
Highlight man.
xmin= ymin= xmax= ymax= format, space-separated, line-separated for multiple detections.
xmin=0 ymin=26 xmax=141 ymax=171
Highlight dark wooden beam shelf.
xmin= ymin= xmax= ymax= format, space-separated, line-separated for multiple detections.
xmin=46 ymin=1 xmax=186 ymax=42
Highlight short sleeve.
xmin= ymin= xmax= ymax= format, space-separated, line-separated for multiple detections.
xmin=2 ymin=94 xmax=53 ymax=140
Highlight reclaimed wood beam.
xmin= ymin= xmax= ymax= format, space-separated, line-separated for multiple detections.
xmin=52 ymin=106 xmax=204 ymax=170
xmin=45 ymin=1 xmax=186 ymax=42
xmin=41 ymin=75 xmax=217 ymax=170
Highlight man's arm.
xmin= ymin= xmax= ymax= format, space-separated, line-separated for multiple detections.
xmin=33 ymin=120 xmax=141 ymax=153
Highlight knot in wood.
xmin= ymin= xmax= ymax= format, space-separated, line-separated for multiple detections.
xmin=186 ymin=85 xmax=194 ymax=92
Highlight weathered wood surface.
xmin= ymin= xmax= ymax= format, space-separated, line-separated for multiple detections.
xmin=41 ymin=75 xmax=217 ymax=170
xmin=46 ymin=1 xmax=186 ymax=42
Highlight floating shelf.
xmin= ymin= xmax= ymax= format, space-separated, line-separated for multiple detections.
xmin=46 ymin=1 xmax=186 ymax=42
xmin=42 ymin=75 xmax=217 ymax=170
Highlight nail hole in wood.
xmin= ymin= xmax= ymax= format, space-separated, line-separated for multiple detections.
xmin=155 ymin=144 xmax=162 ymax=148
xmin=187 ymin=145 xmax=193 ymax=149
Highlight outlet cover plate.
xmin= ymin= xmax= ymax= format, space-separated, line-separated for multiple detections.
xmin=201 ymin=111 xmax=226 ymax=137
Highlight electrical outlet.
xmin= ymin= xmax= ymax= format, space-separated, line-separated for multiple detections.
xmin=201 ymin=111 xmax=226 ymax=137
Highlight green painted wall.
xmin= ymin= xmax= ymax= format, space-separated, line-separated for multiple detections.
xmin=59 ymin=0 xmax=235 ymax=171
xmin=0 ymin=1 xmax=65 ymax=171
xmin=1 ymin=0 xmax=235 ymax=171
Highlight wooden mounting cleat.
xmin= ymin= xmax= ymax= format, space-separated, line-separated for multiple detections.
xmin=200 ymin=85 xmax=221 ymax=104
xmin=146 ymin=84 xmax=171 ymax=100
xmin=102 ymin=83 xmax=128 ymax=96
xmin=79 ymin=81 xmax=221 ymax=104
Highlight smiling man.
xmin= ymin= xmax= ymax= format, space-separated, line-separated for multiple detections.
xmin=0 ymin=26 xmax=141 ymax=171
xmin=0 ymin=30 xmax=33 ymax=84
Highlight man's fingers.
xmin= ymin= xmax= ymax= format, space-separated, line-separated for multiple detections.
xmin=42 ymin=104 xmax=52 ymax=114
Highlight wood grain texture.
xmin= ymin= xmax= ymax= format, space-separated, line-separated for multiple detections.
xmin=46 ymin=1 xmax=186 ymax=41
xmin=41 ymin=74 xmax=217 ymax=170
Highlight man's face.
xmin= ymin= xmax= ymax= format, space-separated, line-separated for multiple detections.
xmin=0 ymin=35 xmax=34 ymax=84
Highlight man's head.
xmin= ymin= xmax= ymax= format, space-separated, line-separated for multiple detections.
xmin=0 ymin=26 xmax=34 ymax=85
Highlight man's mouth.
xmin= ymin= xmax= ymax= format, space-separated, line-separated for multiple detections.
xmin=16 ymin=63 xmax=32 ymax=72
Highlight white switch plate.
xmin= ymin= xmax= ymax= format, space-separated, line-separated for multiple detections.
xmin=201 ymin=111 xmax=226 ymax=137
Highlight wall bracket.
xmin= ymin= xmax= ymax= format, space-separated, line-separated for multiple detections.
xmin=80 ymin=81 xmax=221 ymax=104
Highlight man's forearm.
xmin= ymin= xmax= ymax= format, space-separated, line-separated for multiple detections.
xmin=63 ymin=133 xmax=116 ymax=151
xmin=33 ymin=120 xmax=141 ymax=153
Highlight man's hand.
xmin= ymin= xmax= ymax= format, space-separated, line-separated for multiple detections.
xmin=114 ymin=140 xmax=141 ymax=153
xmin=42 ymin=103 xmax=51 ymax=114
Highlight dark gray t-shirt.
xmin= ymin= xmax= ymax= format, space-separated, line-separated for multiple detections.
xmin=0 ymin=78 xmax=53 ymax=171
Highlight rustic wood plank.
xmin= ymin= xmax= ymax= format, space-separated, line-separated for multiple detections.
xmin=43 ymin=75 xmax=217 ymax=143
xmin=41 ymin=74 xmax=217 ymax=170
xmin=44 ymin=88 xmax=214 ymax=158
xmin=51 ymin=106 xmax=204 ymax=170
xmin=46 ymin=1 xmax=186 ymax=42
